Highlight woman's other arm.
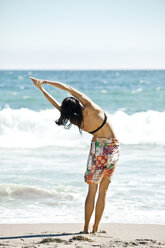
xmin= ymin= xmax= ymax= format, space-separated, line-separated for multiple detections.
xmin=30 ymin=77 xmax=61 ymax=111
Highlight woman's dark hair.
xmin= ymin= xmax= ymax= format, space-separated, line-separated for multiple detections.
xmin=55 ymin=97 xmax=83 ymax=133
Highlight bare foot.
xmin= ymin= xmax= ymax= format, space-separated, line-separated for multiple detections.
xmin=80 ymin=230 xmax=89 ymax=234
xmin=92 ymin=226 xmax=98 ymax=233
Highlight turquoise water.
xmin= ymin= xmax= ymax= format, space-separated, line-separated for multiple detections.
xmin=0 ymin=70 xmax=165 ymax=224
xmin=1 ymin=70 xmax=165 ymax=112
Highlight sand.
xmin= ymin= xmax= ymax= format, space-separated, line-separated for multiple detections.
xmin=0 ymin=223 xmax=165 ymax=247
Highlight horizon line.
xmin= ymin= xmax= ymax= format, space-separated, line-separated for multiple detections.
xmin=0 ymin=67 xmax=165 ymax=71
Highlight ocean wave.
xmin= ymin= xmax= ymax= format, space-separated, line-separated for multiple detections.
xmin=112 ymin=110 xmax=165 ymax=145
xmin=0 ymin=107 xmax=88 ymax=148
xmin=0 ymin=107 xmax=165 ymax=147
xmin=0 ymin=183 xmax=75 ymax=201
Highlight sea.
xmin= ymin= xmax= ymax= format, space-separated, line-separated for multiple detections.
xmin=0 ymin=70 xmax=165 ymax=224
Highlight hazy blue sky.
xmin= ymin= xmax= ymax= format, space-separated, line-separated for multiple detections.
xmin=0 ymin=0 xmax=165 ymax=69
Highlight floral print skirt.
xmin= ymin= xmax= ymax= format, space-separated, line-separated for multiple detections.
xmin=84 ymin=137 xmax=120 ymax=184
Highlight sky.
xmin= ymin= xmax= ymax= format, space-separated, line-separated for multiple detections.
xmin=0 ymin=0 xmax=165 ymax=69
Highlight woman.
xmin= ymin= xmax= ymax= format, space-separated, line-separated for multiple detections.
xmin=30 ymin=77 xmax=120 ymax=233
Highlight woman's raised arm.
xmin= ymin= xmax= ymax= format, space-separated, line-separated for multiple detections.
xmin=30 ymin=77 xmax=61 ymax=111
xmin=31 ymin=77 xmax=96 ymax=109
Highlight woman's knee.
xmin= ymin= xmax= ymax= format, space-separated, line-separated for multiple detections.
xmin=88 ymin=183 xmax=98 ymax=196
xmin=98 ymin=178 xmax=110 ymax=196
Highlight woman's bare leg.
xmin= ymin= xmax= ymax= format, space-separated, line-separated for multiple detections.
xmin=84 ymin=183 xmax=98 ymax=233
xmin=92 ymin=178 xmax=110 ymax=233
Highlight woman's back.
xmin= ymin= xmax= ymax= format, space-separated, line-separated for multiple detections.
xmin=81 ymin=105 xmax=117 ymax=139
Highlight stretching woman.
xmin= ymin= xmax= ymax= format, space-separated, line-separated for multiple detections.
xmin=30 ymin=77 xmax=120 ymax=233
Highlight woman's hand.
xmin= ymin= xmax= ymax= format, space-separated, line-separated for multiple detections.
xmin=29 ymin=77 xmax=45 ymax=90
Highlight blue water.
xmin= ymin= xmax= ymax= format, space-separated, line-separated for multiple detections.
xmin=0 ymin=70 xmax=165 ymax=224
xmin=1 ymin=70 xmax=165 ymax=112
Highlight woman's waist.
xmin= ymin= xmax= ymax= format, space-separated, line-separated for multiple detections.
xmin=92 ymin=137 xmax=119 ymax=146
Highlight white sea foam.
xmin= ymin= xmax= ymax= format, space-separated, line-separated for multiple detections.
xmin=0 ymin=107 xmax=165 ymax=148
xmin=0 ymin=183 xmax=75 ymax=201
xmin=17 ymin=76 xmax=24 ymax=80
xmin=10 ymin=91 xmax=17 ymax=95
xmin=0 ymin=107 xmax=89 ymax=148
xmin=139 ymin=79 xmax=150 ymax=84
xmin=112 ymin=110 xmax=165 ymax=145
xmin=0 ymin=107 xmax=164 ymax=224
xmin=23 ymin=96 xmax=30 ymax=99
xmin=131 ymin=88 xmax=143 ymax=94
xmin=20 ymin=85 xmax=25 ymax=90
xmin=101 ymin=89 xmax=107 ymax=93
xmin=156 ymin=87 xmax=165 ymax=91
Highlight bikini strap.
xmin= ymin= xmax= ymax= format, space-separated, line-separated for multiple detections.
xmin=89 ymin=113 xmax=107 ymax=134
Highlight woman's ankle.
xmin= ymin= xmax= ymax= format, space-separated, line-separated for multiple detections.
xmin=92 ymin=224 xmax=98 ymax=233
xmin=83 ymin=225 xmax=89 ymax=233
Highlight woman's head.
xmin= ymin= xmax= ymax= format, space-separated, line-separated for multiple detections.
xmin=55 ymin=97 xmax=83 ymax=133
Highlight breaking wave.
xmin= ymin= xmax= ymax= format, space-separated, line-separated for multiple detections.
xmin=0 ymin=107 xmax=165 ymax=147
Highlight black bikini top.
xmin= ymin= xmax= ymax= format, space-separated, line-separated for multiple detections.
xmin=89 ymin=113 xmax=107 ymax=134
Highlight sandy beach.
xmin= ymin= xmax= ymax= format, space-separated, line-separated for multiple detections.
xmin=0 ymin=223 xmax=164 ymax=247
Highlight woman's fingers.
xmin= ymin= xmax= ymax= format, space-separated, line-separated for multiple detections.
xmin=30 ymin=77 xmax=41 ymax=85
xmin=29 ymin=77 xmax=43 ymax=90
xmin=29 ymin=77 xmax=36 ymax=81
xmin=29 ymin=77 xmax=37 ymax=84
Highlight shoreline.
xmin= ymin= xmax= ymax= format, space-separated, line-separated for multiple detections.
xmin=0 ymin=223 xmax=165 ymax=247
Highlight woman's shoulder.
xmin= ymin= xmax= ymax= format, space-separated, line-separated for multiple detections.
xmin=83 ymin=102 xmax=102 ymax=115
xmin=83 ymin=109 xmax=101 ymax=119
